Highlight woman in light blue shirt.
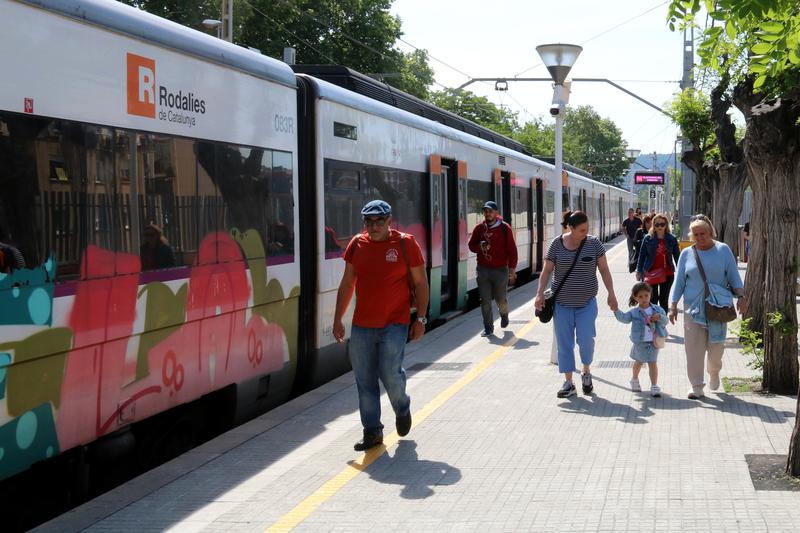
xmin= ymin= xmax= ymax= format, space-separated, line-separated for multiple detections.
xmin=668 ymin=215 xmax=747 ymax=399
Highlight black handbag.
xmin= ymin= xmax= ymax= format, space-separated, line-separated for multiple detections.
xmin=536 ymin=237 xmax=586 ymax=323
xmin=692 ymin=246 xmax=737 ymax=323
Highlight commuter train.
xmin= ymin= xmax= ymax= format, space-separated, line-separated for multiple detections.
xmin=0 ymin=0 xmax=634 ymax=486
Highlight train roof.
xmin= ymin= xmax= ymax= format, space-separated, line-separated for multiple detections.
xmin=20 ymin=0 xmax=297 ymax=88
xmin=298 ymin=74 xmax=553 ymax=173
xmin=293 ymin=65 xmax=529 ymax=155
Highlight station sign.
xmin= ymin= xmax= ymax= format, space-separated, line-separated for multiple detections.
xmin=650 ymin=189 xmax=657 ymax=199
xmin=634 ymin=171 xmax=665 ymax=185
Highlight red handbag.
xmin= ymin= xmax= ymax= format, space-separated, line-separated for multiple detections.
xmin=644 ymin=267 xmax=667 ymax=285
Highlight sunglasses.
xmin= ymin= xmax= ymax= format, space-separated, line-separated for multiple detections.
xmin=363 ymin=217 xmax=388 ymax=227
xmin=654 ymin=223 xmax=667 ymax=228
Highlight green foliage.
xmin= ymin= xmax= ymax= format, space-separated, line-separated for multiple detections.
xmin=667 ymin=0 xmax=800 ymax=97
xmin=562 ymin=106 xmax=628 ymax=185
xmin=767 ymin=310 xmax=798 ymax=337
xmin=668 ymin=89 xmax=715 ymax=151
xmin=119 ymin=0 xmax=435 ymax=99
xmin=430 ymin=89 xmax=520 ymax=137
xmin=513 ymin=119 xmax=554 ymax=158
xmin=732 ymin=317 xmax=764 ymax=370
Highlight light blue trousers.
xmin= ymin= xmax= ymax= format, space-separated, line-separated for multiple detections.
xmin=553 ymin=298 xmax=598 ymax=374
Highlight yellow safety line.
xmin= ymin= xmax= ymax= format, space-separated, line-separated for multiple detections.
xmin=265 ymin=319 xmax=539 ymax=532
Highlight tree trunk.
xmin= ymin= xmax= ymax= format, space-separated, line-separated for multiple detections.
xmin=709 ymin=75 xmax=748 ymax=257
xmin=742 ymin=96 xmax=800 ymax=398
xmin=711 ymin=163 xmax=747 ymax=256
xmin=681 ymin=149 xmax=714 ymax=218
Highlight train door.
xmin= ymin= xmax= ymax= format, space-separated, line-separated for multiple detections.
xmin=428 ymin=155 xmax=462 ymax=320
xmin=531 ymin=177 xmax=541 ymax=273
xmin=493 ymin=169 xmax=513 ymax=227
xmin=599 ymin=192 xmax=606 ymax=240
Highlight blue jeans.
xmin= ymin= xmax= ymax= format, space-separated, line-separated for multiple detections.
xmin=349 ymin=324 xmax=411 ymax=434
xmin=553 ymin=298 xmax=598 ymax=374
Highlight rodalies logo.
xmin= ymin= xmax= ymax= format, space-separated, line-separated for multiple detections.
xmin=126 ymin=53 xmax=206 ymax=128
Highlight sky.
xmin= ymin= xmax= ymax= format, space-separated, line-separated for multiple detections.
xmin=390 ymin=0 xmax=687 ymax=157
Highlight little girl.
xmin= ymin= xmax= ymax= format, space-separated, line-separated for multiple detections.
xmin=614 ymin=282 xmax=668 ymax=397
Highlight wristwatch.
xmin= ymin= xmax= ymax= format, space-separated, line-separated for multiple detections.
xmin=417 ymin=316 xmax=428 ymax=325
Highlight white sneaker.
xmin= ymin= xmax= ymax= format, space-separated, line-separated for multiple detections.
xmin=687 ymin=385 xmax=705 ymax=399
xmin=709 ymin=373 xmax=721 ymax=391
xmin=630 ymin=378 xmax=642 ymax=392
xmin=650 ymin=385 xmax=662 ymax=397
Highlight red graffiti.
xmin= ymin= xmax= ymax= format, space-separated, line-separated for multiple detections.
xmin=56 ymin=233 xmax=289 ymax=450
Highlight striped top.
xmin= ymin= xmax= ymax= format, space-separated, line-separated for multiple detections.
xmin=545 ymin=235 xmax=606 ymax=308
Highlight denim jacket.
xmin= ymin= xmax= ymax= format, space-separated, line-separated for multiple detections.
xmin=614 ymin=304 xmax=668 ymax=343
xmin=636 ymin=233 xmax=681 ymax=274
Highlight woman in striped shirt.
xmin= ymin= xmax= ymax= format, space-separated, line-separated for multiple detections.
xmin=534 ymin=211 xmax=619 ymax=398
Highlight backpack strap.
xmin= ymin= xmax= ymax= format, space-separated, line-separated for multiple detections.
xmin=398 ymin=233 xmax=418 ymax=307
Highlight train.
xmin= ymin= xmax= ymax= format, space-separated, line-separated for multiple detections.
xmin=0 ymin=0 xmax=634 ymax=492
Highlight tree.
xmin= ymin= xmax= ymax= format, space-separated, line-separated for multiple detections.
xmin=669 ymin=0 xmax=800 ymax=476
xmin=514 ymin=119 xmax=554 ymax=158
xmin=119 ymin=0 xmax=435 ymax=99
xmin=430 ymin=89 xmax=520 ymax=137
xmin=562 ymin=106 xmax=628 ymax=187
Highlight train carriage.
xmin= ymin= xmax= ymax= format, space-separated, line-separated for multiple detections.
xmin=0 ymin=0 xmax=300 ymax=480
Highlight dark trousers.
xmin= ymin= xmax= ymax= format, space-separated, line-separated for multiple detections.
xmin=650 ymin=275 xmax=674 ymax=310
xmin=477 ymin=265 xmax=509 ymax=330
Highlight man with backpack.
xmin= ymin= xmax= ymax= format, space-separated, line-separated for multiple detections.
xmin=333 ymin=200 xmax=429 ymax=452
xmin=468 ymin=201 xmax=517 ymax=337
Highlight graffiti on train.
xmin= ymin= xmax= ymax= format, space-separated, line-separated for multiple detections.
xmin=0 ymin=229 xmax=297 ymax=480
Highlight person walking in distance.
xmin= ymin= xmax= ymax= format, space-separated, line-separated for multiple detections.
xmin=622 ymin=208 xmax=642 ymax=269
xmin=333 ymin=200 xmax=429 ymax=451
xmin=468 ymin=201 xmax=518 ymax=337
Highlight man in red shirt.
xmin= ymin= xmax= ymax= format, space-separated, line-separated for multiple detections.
xmin=333 ymin=200 xmax=429 ymax=451
xmin=468 ymin=201 xmax=517 ymax=336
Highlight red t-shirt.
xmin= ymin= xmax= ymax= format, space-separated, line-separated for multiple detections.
xmin=653 ymin=239 xmax=671 ymax=273
xmin=345 ymin=230 xmax=425 ymax=328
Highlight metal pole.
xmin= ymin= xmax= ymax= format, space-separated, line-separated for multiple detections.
xmin=550 ymin=101 xmax=564 ymax=365
xmin=221 ymin=0 xmax=233 ymax=42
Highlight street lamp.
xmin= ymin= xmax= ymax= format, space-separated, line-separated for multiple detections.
xmin=625 ymin=148 xmax=641 ymax=162
xmin=536 ymin=43 xmax=582 ymax=239
xmin=202 ymin=18 xmax=222 ymax=39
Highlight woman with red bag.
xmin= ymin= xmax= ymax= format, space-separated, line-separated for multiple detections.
xmin=636 ymin=213 xmax=681 ymax=310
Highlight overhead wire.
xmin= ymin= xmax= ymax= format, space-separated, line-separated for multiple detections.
xmin=513 ymin=0 xmax=671 ymax=78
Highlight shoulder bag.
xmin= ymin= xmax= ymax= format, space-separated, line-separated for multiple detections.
xmin=692 ymin=245 xmax=737 ymax=323
xmin=536 ymin=236 xmax=586 ymax=323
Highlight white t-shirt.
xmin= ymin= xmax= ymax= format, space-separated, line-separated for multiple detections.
xmin=640 ymin=307 xmax=654 ymax=342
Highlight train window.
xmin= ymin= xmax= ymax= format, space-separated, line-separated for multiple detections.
xmin=197 ymin=142 xmax=294 ymax=264
xmin=467 ymin=179 xmax=492 ymax=232
xmin=323 ymin=160 xmax=424 ymax=255
xmin=0 ymin=114 xmax=124 ymax=280
xmin=124 ymin=133 xmax=195 ymax=271
xmin=562 ymin=187 xmax=570 ymax=211
xmin=512 ymin=186 xmax=529 ymax=229
xmin=270 ymin=150 xmax=295 ymax=263
xmin=333 ymin=122 xmax=357 ymax=140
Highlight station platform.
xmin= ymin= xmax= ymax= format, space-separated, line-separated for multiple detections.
xmin=38 ymin=238 xmax=799 ymax=532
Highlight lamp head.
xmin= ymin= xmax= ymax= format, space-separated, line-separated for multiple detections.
xmin=535 ymin=43 xmax=583 ymax=84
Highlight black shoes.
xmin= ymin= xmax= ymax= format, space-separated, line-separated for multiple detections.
xmin=481 ymin=328 xmax=494 ymax=337
xmin=396 ymin=413 xmax=412 ymax=437
xmin=557 ymin=381 xmax=577 ymax=398
xmin=500 ymin=314 xmax=509 ymax=328
xmin=581 ymin=373 xmax=594 ymax=394
xmin=353 ymin=432 xmax=383 ymax=451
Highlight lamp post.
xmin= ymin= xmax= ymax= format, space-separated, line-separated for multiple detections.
xmin=202 ymin=18 xmax=222 ymax=39
xmin=536 ymin=43 xmax=582 ymax=239
xmin=537 ymin=44 xmax=581 ymax=366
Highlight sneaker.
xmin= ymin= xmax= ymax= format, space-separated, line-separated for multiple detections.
xmin=581 ymin=372 xmax=594 ymax=394
xmin=396 ymin=413 xmax=412 ymax=437
xmin=709 ymin=373 xmax=721 ymax=391
xmin=481 ymin=328 xmax=494 ymax=337
xmin=500 ymin=314 xmax=509 ymax=328
xmin=650 ymin=385 xmax=662 ymax=397
xmin=630 ymin=378 xmax=642 ymax=392
xmin=354 ymin=432 xmax=383 ymax=451
xmin=557 ymin=381 xmax=577 ymax=398
xmin=687 ymin=386 xmax=705 ymax=400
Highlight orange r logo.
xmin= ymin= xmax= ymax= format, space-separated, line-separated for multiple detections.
xmin=127 ymin=53 xmax=156 ymax=118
